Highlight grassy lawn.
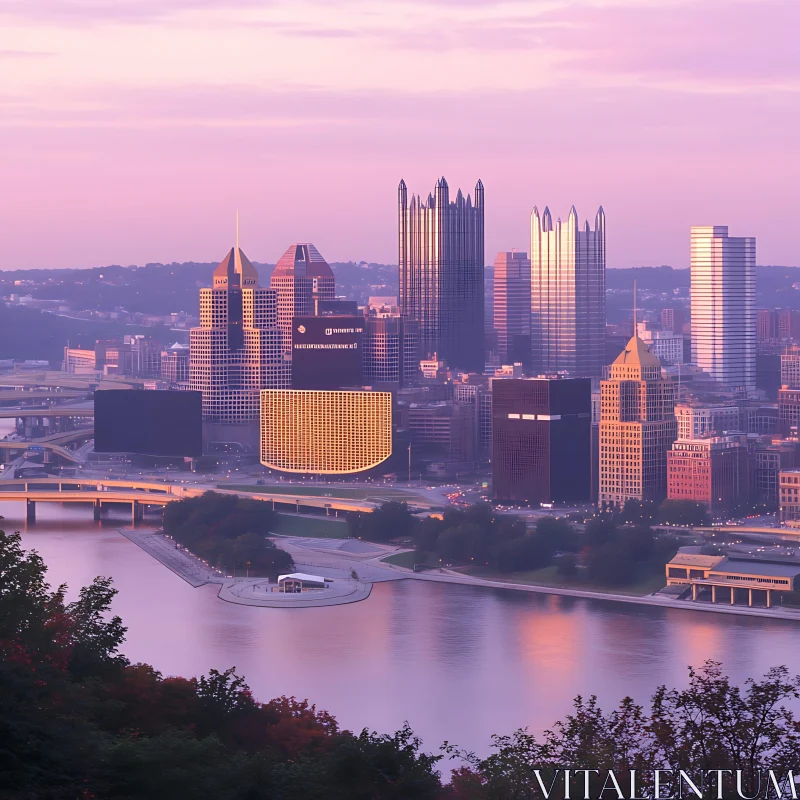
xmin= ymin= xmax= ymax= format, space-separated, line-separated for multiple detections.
xmin=381 ymin=550 xmax=441 ymax=570
xmin=463 ymin=564 xmax=667 ymax=597
xmin=270 ymin=513 xmax=349 ymax=538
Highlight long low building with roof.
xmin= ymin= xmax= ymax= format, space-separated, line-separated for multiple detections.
xmin=665 ymin=551 xmax=800 ymax=608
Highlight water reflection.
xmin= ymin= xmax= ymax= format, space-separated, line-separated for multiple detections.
xmin=9 ymin=499 xmax=800 ymax=761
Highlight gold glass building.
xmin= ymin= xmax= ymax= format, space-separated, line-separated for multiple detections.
xmin=598 ymin=335 xmax=677 ymax=508
xmin=260 ymin=389 xmax=392 ymax=474
xmin=530 ymin=205 xmax=606 ymax=377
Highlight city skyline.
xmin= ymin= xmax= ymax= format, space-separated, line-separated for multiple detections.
xmin=1 ymin=0 xmax=797 ymax=271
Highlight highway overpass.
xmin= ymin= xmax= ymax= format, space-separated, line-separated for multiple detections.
xmin=0 ymin=441 xmax=82 ymax=464
xmin=0 ymin=407 xmax=94 ymax=419
xmin=0 ymin=478 xmax=380 ymax=523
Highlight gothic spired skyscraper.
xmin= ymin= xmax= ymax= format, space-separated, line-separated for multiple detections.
xmin=190 ymin=227 xmax=286 ymax=434
xmin=398 ymin=177 xmax=484 ymax=373
xmin=690 ymin=226 xmax=756 ymax=395
xmin=530 ymin=206 xmax=606 ymax=377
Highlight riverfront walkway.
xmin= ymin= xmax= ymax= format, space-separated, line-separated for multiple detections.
xmin=120 ymin=528 xmax=375 ymax=608
xmin=219 ymin=579 xmax=371 ymax=608
xmin=119 ymin=528 xmax=800 ymax=620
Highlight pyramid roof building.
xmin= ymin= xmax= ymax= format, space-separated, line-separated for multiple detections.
xmin=272 ymin=243 xmax=333 ymax=280
xmin=212 ymin=245 xmax=259 ymax=290
xmin=612 ymin=335 xmax=662 ymax=369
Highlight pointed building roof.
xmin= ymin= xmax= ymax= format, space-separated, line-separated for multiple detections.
xmin=212 ymin=246 xmax=259 ymax=289
xmin=272 ymin=243 xmax=334 ymax=280
xmin=612 ymin=335 xmax=662 ymax=368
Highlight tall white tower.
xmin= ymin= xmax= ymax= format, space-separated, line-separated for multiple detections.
xmin=690 ymin=226 xmax=756 ymax=395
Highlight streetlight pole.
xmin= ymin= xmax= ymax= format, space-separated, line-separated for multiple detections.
xmin=408 ymin=443 xmax=412 ymax=486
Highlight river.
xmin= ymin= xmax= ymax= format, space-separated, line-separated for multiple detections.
xmin=7 ymin=500 xmax=800 ymax=765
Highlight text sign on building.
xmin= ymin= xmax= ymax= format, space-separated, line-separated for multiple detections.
xmin=291 ymin=315 xmax=364 ymax=390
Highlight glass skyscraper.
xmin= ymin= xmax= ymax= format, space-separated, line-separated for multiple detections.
xmin=493 ymin=251 xmax=531 ymax=367
xmin=530 ymin=205 xmax=606 ymax=377
xmin=398 ymin=177 xmax=484 ymax=373
xmin=690 ymin=226 xmax=756 ymax=395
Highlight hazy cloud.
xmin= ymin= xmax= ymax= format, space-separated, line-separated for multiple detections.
xmin=0 ymin=0 xmax=272 ymax=24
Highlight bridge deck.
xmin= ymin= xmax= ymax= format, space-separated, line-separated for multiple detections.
xmin=0 ymin=478 xmax=378 ymax=512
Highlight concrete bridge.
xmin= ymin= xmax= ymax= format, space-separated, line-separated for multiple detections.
xmin=0 ymin=441 xmax=82 ymax=464
xmin=0 ymin=478 xmax=379 ymax=523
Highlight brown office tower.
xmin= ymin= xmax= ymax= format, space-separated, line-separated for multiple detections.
xmin=492 ymin=377 xmax=591 ymax=505
xmin=189 ymin=235 xmax=286 ymax=427
xmin=270 ymin=243 xmax=335 ymax=358
xmin=599 ymin=335 xmax=677 ymax=508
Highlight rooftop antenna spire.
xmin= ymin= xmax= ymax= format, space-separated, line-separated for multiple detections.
xmin=236 ymin=209 xmax=239 ymax=251
xmin=633 ymin=279 xmax=637 ymax=337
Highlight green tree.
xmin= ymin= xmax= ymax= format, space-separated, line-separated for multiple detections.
xmin=619 ymin=499 xmax=657 ymax=525
xmin=162 ymin=492 xmax=292 ymax=576
xmin=656 ymin=499 xmax=711 ymax=527
xmin=535 ymin=517 xmax=580 ymax=553
xmin=349 ymin=502 xmax=416 ymax=543
xmin=447 ymin=661 xmax=800 ymax=800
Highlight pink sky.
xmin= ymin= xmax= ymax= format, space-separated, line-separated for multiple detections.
xmin=1 ymin=0 xmax=798 ymax=270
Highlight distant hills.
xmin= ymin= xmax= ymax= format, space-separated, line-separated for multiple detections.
xmin=3 ymin=262 xmax=799 ymax=360
xmin=0 ymin=304 xmax=177 ymax=363
xmin=0 ymin=261 xmax=399 ymax=318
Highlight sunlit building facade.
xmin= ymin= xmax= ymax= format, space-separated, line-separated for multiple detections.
xmin=675 ymin=402 xmax=740 ymax=440
xmin=690 ymin=226 xmax=756 ymax=394
xmin=190 ymin=241 xmax=286 ymax=424
xmin=530 ymin=205 xmax=606 ymax=377
xmin=493 ymin=251 xmax=531 ymax=366
xmin=398 ymin=177 xmax=484 ymax=372
xmin=599 ymin=336 xmax=677 ymax=507
xmin=270 ymin=243 xmax=336 ymax=359
xmin=260 ymin=389 xmax=392 ymax=474
xmin=667 ymin=434 xmax=749 ymax=517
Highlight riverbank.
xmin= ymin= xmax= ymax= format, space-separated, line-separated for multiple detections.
xmin=118 ymin=528 xmax=375 ymax=608
xmin=120 ymin=528 xmax=800 ymax=621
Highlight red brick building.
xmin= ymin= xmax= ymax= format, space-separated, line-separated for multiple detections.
xmin=667 ymin=434 xmax=750 ymax=517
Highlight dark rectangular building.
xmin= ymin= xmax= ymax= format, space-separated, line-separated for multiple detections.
xmin=492 ymin=377 xmax=591 ymax=505
xmin=94 ymin=390 xmax=202 ymax=457
xmin=291 ymin=315 xmax=364 ymax=390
